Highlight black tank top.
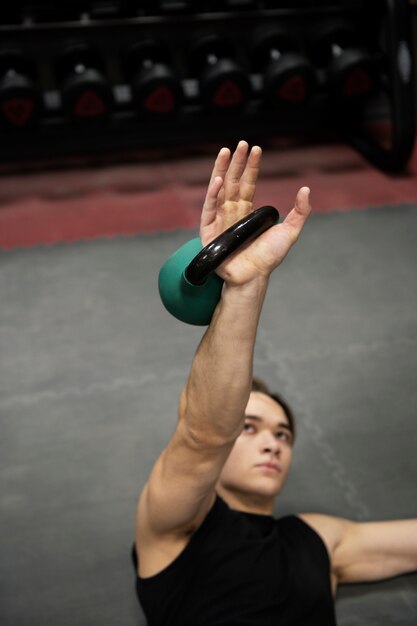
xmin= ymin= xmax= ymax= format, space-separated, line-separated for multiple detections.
xmin=133 ymin=495 xmax=337 ymax=626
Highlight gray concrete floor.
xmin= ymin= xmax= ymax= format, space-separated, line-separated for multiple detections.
xmin=1 ymin=203 xmax=417 ymax=625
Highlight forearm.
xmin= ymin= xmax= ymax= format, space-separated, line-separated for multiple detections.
xmin=177 ymin=144 xmax=311 ymax=447
xmin=181 ymin=276 xmax=269 ymax=445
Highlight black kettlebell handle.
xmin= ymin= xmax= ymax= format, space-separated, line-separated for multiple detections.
xmin=184 ymin=205 xmax=279 ymax=286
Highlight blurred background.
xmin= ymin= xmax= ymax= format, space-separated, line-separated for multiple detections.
xmin=1 ymin=2 xmax=417 ymax=625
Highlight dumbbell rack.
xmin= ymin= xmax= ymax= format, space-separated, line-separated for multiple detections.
xmin=0 ymin=0 xmax=415 ymax=172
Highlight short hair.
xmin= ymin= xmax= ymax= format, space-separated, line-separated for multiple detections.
xmin=251 ymin=377 xmax=296 ymax=442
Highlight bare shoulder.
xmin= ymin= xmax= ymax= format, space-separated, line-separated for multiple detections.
xmin=297 ymin=513 xmax=353 ymax=557
xmin=135 ymin=485 xmax=215 ymax=578
xmin=135 ymin=481 xmax=217 ymax=578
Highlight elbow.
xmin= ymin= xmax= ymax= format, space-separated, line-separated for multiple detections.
xmin=178 ymin=382 xmax=243 ymax=447
xmin=187 ymin=418 xmax=240 ymax=450
xmin=178 ymin=413 xmax=240 ymax=451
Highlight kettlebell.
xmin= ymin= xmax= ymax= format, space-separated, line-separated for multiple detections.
xmin=158 ymin=205 xmax=279 ymax=325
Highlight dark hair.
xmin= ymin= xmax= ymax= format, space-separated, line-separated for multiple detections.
xmin=251 ymin=377 xmax=296 ymax=442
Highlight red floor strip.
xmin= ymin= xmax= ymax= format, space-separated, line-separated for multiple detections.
xmin=0 ymin=139 xmax=416 ymax=250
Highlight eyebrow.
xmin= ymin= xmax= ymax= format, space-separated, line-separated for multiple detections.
xmin=245 ymin=414 xmax=292 ymax=431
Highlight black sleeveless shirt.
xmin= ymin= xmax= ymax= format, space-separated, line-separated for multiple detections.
xmin=133 ymin=495 xmax=337 ymax=626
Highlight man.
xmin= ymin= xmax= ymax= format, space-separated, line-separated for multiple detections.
xmin=133 ymin=141 xmax=417 ymax=625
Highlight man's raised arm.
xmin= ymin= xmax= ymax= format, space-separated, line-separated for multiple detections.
xmin=182 ymin=141 xmax=310 ymax=450
xmin=136 ymin=141 xmax=311 ymax=558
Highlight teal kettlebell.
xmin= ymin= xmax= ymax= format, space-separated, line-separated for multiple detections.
xmin=158 ymin=205 xmax=279 ymax=325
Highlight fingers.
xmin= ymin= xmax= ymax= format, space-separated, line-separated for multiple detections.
xmin=200 ymin=175 xmax=223 ymax=229
xmin=223 ymin=140 xmax=248 ymax=201
xmin=202 ymin=140 xmax=256 ymax=230
xmin=294 ymin=186 xmax=312 ymax=220
xmin=206 ymin=140 xmax=262 ymax=205
xmin=223 ymin=141 xmax=261 ymax=203
xmin=207 ymin=147 xmax=231 ymax=189
xmin=239 ymin=145 xmax=262 ymax=203
xmin=282 ymin=186 xmax=312 ymax=242
xmin=201 ymin=146 xmax=230 ymax=230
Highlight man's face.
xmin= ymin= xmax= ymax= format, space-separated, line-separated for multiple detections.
xmin=217 ymin=392 xmax=294 ymax=502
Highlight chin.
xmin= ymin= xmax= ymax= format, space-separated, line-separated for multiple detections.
xmin=246 ymin=479 xmax=283 ymax=498
xmin=257 ymin=485 xmax=283 ymax=498
xmin=220 ymin=474 xmax=284 ymax=500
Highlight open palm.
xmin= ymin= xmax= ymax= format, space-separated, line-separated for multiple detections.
xmin=200 ymin=141 xmax=312 ymax=286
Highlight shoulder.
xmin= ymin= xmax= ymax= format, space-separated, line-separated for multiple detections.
xmin=297 ymin=513 xmax=353 ymax=559
xmin=296 ymin=513 xmax=354 ymax=596
xmin=135 ymin=493 xmax=225 ymax=579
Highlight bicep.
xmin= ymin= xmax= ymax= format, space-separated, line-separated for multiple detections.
xmin=334 ymin=519 xmax=417 ymax=584
xmin=300 ymin=514 xmax=417 ymax=585
xmin=137 ymin=418 xmax=233 ymax=539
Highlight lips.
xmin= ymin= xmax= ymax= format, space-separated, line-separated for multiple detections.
xmin=257 ymin=462 xmax=281 ymax=473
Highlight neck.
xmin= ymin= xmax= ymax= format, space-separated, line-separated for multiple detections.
xmin=216 ymin=485 xmax=275 ymax=516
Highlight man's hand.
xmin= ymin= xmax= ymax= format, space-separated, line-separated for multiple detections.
xmin=200 ymin=140 xmax=312 ymax=287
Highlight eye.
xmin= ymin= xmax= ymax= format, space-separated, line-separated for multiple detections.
xmin=243 ymin=423 xmax=256 ymax=434
xmin=276 ymin=430 xmax=292 ymax=444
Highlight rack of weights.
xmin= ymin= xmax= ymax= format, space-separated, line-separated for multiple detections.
xmin=0 ymin=0 xmax=415 ymax=171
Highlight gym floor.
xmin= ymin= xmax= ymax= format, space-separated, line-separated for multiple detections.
xmin=1 ymin=136 xmax=417 ymax=625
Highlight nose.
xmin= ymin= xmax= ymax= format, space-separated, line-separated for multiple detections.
xmin=260 ymin=430 xmax=280 ymax=455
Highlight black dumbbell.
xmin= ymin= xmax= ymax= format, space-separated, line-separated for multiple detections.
xmin=190 ymin=35 xmax=251 ymax=113
xmin=56 ymin=45 xmax=113 ymax=122
xmin=313 ymin=26 xmax=379 ymax=104
xmin=252 ymin=31 xmax=316 ymax=108
xmin=0 ymin=50 xmax=41 ymax=130
xmin=127 ymin=40 xmax=184 ymax=118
